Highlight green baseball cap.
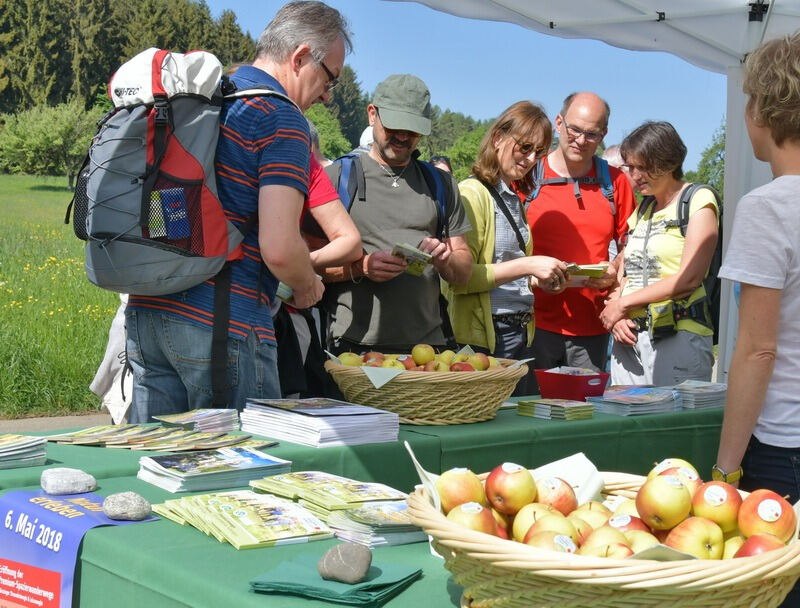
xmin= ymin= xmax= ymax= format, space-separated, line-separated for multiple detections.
xmin=372 ymin=74 xmax=432 ymax=136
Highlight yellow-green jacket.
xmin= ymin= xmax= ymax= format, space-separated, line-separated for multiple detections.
xmin=442 ymin=177 xmax=534 ymax=352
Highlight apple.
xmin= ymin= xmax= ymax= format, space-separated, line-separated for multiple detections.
xmin=524 ymin=513 xmax=579 ymax=544
xmin=624 ymin=530 xmax=660 ymax=553
xmin=437 ymin=349 xmax=456 ymax=365
xmin=569 ymin=508 xmax=609 ymax=530
xmin=664 ymin=516 xmax=724 ymax=559
xmin=614 ymin=498 xmax=641 ymax=518
xmin=485 ymin=462 xmax=537 ymax=515
xmin=467 ymin=352 xmax=490 ymax=371
xmin=338 ymin=352 xmax=363 ymax=366
xmin=411 ymin=344 xmax=436 ymax=366
xmin=381 ymin=359 xmax=406 ymax=369
xmin=574 ymin=501 xmax=612 ymax=517
xmin=524 ymin=530 xmax=578 ymax=553
xmin=363 ymin=350 xmax=384 ymax=362
xmin=691 ymin=481 xmax=742 ymax=534
xmin=567 ymin=513 xmax=594 ymax=545
xmin=737 ymin=489 xmax=797 ymax=543
xmin=435 ymin=467 xmax=487 ymax=514
xmin=511 ymin=502 xmax=555 ymax=541
xmin=535 ymin=477 xmax=578 ymax=516
xmin=487 ymin=356 xmax=501 ymax=367
xmin=647 ymin=458 xmax=699 ymax=480
xmin=449 ymin=362 xmax=476 ymax=372
xmin=722 ymin=534 xmax=746 ymax=559
xmin=733 ymin=532 xmax=786 ymax=558
xmin=577 ymin=543 xmax=634 ymax=558
xmin=491 ymin=508 xmax=511 ymax=537
xmin=423 ymin=360 xmax=449 ymax=372
xmin=607 ymin=514 xmax=651 ymax=534
xmin=364 ymin=358 xmax=384 ymax=367
xmin=580 ymin=525 xmax=630 ymax=551
xmin=452 ymin=353 xmax=470 ymax=363
xmin=635 ymin=475 xmax=692 ymax=530
xmin=659 ymin=466 xmax=702 ymax=497
xmin=446 ymin=501 xmax=498 ymax=536
xmin=395 ymin=355 xmax=416 ymax=370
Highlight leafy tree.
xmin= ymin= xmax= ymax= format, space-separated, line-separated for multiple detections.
xmin=327 ymin=65 xmax=368 ymax=147
xmin=169 ymin=0 xmax=215 ymax=52
xmin=67 ymin=0 xmax=116 ymax=108
xmin=444 ymin=124 xmax=490 ymax=183
xmin=685 ymin=122 xmax=725 ymax=198
xmin=118 ymin=0 xmax=177 ymax=58
xmin=0 ymin=100 xmax=104 ymax=188
xmin=421 ymin=108 xmax=483 ymax=160
xmin=306 ymin=103 xmax=351 ymax=160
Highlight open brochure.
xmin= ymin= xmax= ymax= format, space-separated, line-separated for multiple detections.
xmin=564 ymin=262 xmax=609 ymax=287
xmin=391 ymin=242 xmax=432 ymax=276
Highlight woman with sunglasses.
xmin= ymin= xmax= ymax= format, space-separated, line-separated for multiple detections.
xmin=442 ymin=101 xmax=568 ymax=395
xmin=599 ymin=121 xmax=719 ymax=385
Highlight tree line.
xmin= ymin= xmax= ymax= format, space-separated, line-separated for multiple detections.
xmin=0 ymin=0 xmax=722 ymax=191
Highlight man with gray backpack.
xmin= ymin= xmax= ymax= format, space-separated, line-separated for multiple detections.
xmin=89 ymin=2 xmax=353 ymax=421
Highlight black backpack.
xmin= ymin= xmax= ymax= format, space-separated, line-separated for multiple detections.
xmin=635 ymin=183 xmax=723 ymax=344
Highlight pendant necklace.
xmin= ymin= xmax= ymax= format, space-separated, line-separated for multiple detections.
xmin=378 ymin=161 xmax=409 ymax=188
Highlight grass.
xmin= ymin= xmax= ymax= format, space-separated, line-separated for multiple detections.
xmin=0 ymin=175 xmax=119 ymax=418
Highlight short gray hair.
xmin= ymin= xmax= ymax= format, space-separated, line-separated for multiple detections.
xmin=256 ymin=1 xmax=352 ymax=64
xmin=307 ymin=118 xmax=320 ymax=149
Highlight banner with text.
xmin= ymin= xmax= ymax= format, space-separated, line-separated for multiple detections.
xmin=0 ymin=490 xmax=151 ymax=608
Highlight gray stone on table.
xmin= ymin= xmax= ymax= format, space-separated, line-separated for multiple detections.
xmin=40 ymin=467 xmax=97 ymax=495
xmin=317 ymin=542 xmax=372 ymax=584
xmin=103 ymin=491 xmax=151 ymax=521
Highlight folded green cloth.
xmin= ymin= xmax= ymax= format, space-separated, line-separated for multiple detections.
xmin=250 ymin=552 xmax=422 ymax=607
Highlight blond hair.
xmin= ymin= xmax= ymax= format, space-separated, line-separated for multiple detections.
xmin=472 ymin=101 xmax=552 ymax=188
xmin=743 ymin=31 xmax=800 ymax=146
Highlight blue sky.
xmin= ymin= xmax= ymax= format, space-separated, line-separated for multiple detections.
xmin=206 ymin=0 xmax=727 ymax=171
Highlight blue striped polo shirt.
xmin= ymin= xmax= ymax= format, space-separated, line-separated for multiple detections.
xmin=128 ymin=66 xmax=311 ymax=344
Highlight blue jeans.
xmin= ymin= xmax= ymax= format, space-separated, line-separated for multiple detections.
xmin=740 ymin=436 xmax=800 ymax=608
xmin=124 ymin=309 xmax=279 ymax=422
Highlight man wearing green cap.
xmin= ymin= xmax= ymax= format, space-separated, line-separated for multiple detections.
xmin=322 ymin=74 xmax=472 ymax=354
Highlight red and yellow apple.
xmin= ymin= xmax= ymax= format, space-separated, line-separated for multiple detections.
xmin=446 ymin=501 xmax=498 ymax=536
xmin=485 ymin=462 xmax=537 ymax=515
xmin=659 ymin=466 xmax=702 ymax=497
xmin=624 ymin=530 xmax=660 ymax=553
xmin=607 ymin=514 xmax=651 ymax=534
xmin=524 ymin=530 xmax=578 ymax=553
xmin=467 ymin=352 xmax=490 ymax=371
xmin=636 ymin=474 xmax=692 ymax=530
xmin=664 ymin=516 xmax=724 ymax=559
xmin=524 ymin=513 xmax=579 ymax=544
xmin=722 ymin=534 xmax=746 ymax=559
xmin=580 ymin=525 xmax=630 ymax=551
xmin=577 ymin=542 xmax=633 ymax=558
xmin=691 ymin=481 xmax=742 ymax=534
xmin=449 ymin=362 xmax=476 ymax=372
xmin=423 ymin=360 xmax=449 ymax=372
xmin=535 ymin=477 xmax=578 ymax=516
xmin=737 ymin=489 xmax=797 ymax=543
xmin=733 ymin=532 xmax=786 ymax=558
xmin=511 ymin=502 xmax=556 ymax=542
xmin=647 ymin=458 xmax=699 ymax=480
xmin=435 ymin=467 xmax=487 ymax=514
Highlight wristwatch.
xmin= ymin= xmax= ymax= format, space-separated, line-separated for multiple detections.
xmin=711 ymin=464 xmax=743 ymax=483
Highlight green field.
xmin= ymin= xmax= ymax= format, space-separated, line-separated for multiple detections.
xmin=0 ymin=175 xmax=118 ymax=418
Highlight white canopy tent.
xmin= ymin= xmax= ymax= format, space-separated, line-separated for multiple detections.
xmin=393 ymin=0 xmax=800 ymax=380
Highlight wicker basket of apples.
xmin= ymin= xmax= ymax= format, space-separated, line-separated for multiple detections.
xmin=405 ymin=458 xmax=800 ymax=607
xmin=323 ymin=344 xmax=528 ymax=425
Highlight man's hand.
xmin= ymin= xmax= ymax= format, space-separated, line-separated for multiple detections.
xmin=288 ymin=275 xmax=325 ymax=309
xmin=419 ymin=236 xmax=450 ymax=267
xmin=585 ymin=265 xmax=618 ymax=290
xmin=364 ymin=251 xmax=407 ymax=282
xmin=600 ymin=296 xmax=628 ymax=331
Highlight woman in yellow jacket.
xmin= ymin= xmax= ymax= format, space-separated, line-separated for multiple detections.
xmin=443 ymin=101 xmax=569 ymax=395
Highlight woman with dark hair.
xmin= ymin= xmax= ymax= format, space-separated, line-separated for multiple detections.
xmin=600 ymin=121 xmax=719 ymax=385
xmin=442 ymin=101 xmax=568 ymax=395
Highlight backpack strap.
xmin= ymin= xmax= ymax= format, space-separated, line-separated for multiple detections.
xmin=528 ymin=156 xmax=615 ymax=216
xmin=334 ymin=153 xmax=366 ymax=210
xmin=417 ymin=160 xmax=449 ymax=240
xmin=676 ymin=183 xmax=722 ymax=237
xmin=594 ymin=156 xmax=616 ymax=216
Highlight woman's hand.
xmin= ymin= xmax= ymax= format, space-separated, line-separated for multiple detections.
xmin=528 ymin=256 xmax=569 ymax=292
xmin=611 ymin=318 xmax=638 ymax=346
xmin=600 ymin=296 xmax=628 ymax=331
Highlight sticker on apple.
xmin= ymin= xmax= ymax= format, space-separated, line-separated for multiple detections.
xmin=608 ymin=514 xmax=631 ymax=528
xmin=554 ymin=534 xmax=577 ymax=553
xmin=703 ymin=485 xmax=728 ymax=506
xmin=501 ymin=462 xmax=524 ymax=474
xmin=757 ymin=498 xmax=783 ymax=523
xmin=460 ymin=502 xmax=485 ymax=514
xmin=662 ymin=475 xmax=684 ymax=488
xmin=543 ymin=477 xmax=560 ymax=491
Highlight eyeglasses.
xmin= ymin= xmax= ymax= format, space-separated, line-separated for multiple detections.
xmin=562 ymin=119 xmax=604 ymax=143
xmin=621 ymin=163 xmax=665 ymax=177
xmin=317 ymin=60 xmax=338 ymax=91
xmin=511 ymin=136 xmax=547 ymax=160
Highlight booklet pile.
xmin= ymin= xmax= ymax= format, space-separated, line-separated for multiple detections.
xmin=138 ymin=445 xmax=291 ymax=492
xmin=0 ymin=434 xmax=47 ymax=469
xmin=152 ymin=490 xmax=332 ymax=549
xmin=152 ymin=408 xmax=239 ymax=432
xmin=46 ymin=424 xmax=266 ymax=452
xmin=250 ymin=471 xmax=422 ymax=547
xmin=586 ymin=385 xmax=682 ymax=416
xmin=517 ymin=398 xmax=593 ymax=420
xmin=241 ymin=398 xmax=398 ymax=448
xmin=671 ymin=379 xmax=727 ymax=409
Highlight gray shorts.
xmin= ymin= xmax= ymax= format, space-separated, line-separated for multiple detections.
xmin=610 ymin=329 xmax=713 ymax=386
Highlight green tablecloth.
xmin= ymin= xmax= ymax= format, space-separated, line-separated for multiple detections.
xmin=406 ymin=408 xmax=724 ymax=477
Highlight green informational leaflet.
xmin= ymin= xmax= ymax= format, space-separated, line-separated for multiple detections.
xmin=517 ymin=398 xmax=594 ymax=420
xmin=566 ymin=262 xmax=609 ymax=278
xmin=391 ymin=242 xmax=432 ymax=276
